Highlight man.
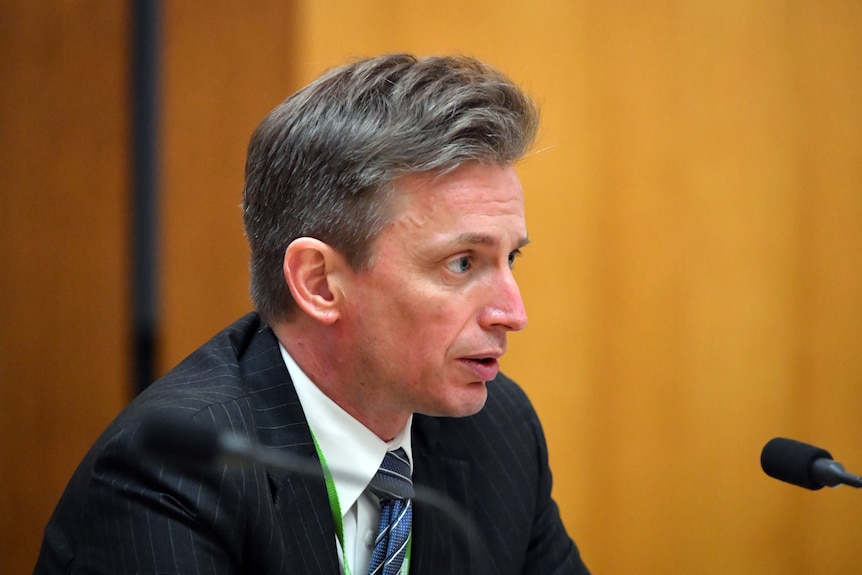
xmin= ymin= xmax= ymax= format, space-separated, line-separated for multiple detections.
xmin=35 ymin=54 xmax=590 ymax=574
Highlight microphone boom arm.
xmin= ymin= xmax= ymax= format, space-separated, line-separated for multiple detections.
xmin=811 ymin=458 xmax=862 ymax=489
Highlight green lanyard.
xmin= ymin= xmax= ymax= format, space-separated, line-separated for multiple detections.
xmin=309 ymin=430 xmax=411 ymax=575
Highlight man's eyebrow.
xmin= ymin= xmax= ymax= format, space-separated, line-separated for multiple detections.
xmin=452 ymin=233 xmax=531 ymax=249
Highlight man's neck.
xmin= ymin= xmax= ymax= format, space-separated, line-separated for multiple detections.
xmin=272 ymin=321 xmax=411 ymax=441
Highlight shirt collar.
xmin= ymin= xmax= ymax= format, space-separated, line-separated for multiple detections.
xmin=279 ymin=344 xmax=413 ymax=515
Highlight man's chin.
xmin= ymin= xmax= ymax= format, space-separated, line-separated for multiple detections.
xmin=423 ymin=382 xmax=488 ymax=418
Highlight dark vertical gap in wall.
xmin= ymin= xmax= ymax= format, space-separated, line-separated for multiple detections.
xmin=131 ymin=0 xmax=161 ymax=395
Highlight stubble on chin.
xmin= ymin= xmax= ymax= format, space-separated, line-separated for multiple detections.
xmin=422 ymin=381 xmax=489 ymax=419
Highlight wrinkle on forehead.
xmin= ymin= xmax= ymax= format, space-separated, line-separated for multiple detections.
xmin=376 ymin=163 xmax=527 ymax=260
xmin=392 ymin=164 xmax=524 ymax=212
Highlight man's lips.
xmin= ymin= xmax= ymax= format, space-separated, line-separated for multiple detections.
xmin=458 ymin=354 xmax=502 ymax=381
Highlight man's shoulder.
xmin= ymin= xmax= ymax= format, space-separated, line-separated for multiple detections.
xmin=107 ymin=312 xmax=298 ymax=445
xmin=132 ymin=312 xmax=285 ymax=412
xmin=155 ymin=313 xmax=271 ymax=383
xmin=180 ymin=312 xmax=269 ymax=365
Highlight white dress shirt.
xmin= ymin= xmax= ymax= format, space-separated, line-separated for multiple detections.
xmin=280 ymin=344 xmax=413 ymax=575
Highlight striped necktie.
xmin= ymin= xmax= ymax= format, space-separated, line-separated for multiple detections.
xmin=367 ymin=448 xmax=414 ymax=575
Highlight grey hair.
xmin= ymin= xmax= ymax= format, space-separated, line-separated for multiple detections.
xmin=242 ymin=53 xmax=539 ymax=324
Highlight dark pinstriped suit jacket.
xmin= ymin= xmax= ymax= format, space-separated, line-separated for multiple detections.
xmin=35 ymin=313 xmax=589 ymax=574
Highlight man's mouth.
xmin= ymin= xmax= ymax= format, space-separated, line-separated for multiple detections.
xmin=458 ymin=356 xmax=501 ymax=381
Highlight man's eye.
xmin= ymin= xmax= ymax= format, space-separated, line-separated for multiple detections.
xmin=508 ymin=249 xmax=522 ymax=269
xmin=446 ymin=256 xmax=472 ymax=274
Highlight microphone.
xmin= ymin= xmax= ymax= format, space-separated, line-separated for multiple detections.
xmin=137 ymin=411 xmax=340 ymax=487
xmin=136 ymin=412 xmax=473 ymax=528
xmin=760 ymin=437 xmax=862 ymax=490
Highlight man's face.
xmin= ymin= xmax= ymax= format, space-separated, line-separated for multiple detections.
xmin=339 ymin=162 xmax=528 ymax=421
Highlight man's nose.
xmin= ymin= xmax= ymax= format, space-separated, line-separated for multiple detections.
xmin=479 ymin=269 xmax=528 ymax=332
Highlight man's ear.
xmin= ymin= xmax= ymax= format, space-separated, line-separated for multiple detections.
xmin=282 ymin=237 xmax=347 ymax=324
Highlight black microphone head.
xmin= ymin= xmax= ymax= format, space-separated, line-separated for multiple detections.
xmin=136 ymin=412 xmax=220 ymax=468
xmin=761 ymin=437 xmax=833 ymax=490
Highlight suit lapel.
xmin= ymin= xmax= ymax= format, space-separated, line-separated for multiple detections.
xmin=410 ymin=416 xmax=474 ymax=575
xmin=271 ymin=468 xmax=340 ymax=574
xmin=241 ymin=325 xmax=341 ymax=574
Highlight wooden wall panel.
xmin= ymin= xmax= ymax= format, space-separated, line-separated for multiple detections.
xmin=0 ymin=2 xmax=130 ymax=572
xmin=157 ymin=1 xmax=302 ymax=372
